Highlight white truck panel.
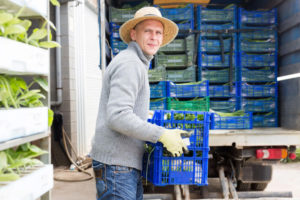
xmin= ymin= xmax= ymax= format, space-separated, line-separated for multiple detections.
xmin=209 ymin=128 xmax=300 ymax=148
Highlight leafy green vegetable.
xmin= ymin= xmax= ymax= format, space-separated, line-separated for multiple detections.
xmin=215 ymin=110 xmax=246 ymax=117
xmin=50 ymin=0 xmax=60 ymax=6
xmin=0 ymin=8 xmax=59 ymax=49
xmin=0 ymin=143 xmax=47 ymax=182
xmin=0 ymin=75 xmax=47 ymax=108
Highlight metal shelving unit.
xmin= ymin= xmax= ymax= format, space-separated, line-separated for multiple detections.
xmin=0 ymin=0 xmax=53 ymax=199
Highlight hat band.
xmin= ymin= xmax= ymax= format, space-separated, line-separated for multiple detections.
xmin=143 ymin=14 xmax=159 ymax=17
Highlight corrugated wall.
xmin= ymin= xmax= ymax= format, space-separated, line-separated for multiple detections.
xmin=248 ymin=0 xmax=300 ymax=129
xmin=278 ymin=0 xmax=300 ymax=129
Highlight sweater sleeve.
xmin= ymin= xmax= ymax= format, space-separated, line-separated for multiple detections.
xmin=106 ymin=60 xmax=164 ymax=143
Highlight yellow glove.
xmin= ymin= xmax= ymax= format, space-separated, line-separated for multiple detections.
xmin=158 ymin=129 xmax=189 ymax=157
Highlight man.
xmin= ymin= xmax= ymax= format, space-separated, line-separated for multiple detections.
xmin=90 ymin=7 xmax=188 ymax=200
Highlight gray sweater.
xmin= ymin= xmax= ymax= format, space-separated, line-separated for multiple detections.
xmin=90 ymin=42 xmax=164 ymax=170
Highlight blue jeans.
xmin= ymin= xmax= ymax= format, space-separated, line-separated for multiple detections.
xmin=92 ymin=160 xmax=143 ymax=200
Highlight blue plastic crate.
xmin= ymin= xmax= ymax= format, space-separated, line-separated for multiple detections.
xmin=150 ymin=81 xmax=167 ymax=98
xmin=239 ymin=8 xmax=277 ymax=26
xmin=150 ymin=98 xmax=167 ymax=110
xmin=209 ymin=85 xmax=236 ymax=98
xmin=211 ymin=112 xmax=253 ymax=129
xmin=142 ymin=146 xmax=209 ymax=186
xmin=240 ymin=39 xmax=276 ymax=53
xmin=159 ymin=4 xmax=194 ymax=22
xmin=241 ymin=98 xmax=276 ymax=112
xmin=242 ymin=68 xmax=276 ymax=82
xmin=151 ymin=110 xmax=210 ymax=149
xmin=253 ymin=113 xmax=278 ymax=127
xmin=239 ymin=27 xmax=277 ymax=40
xmin=167 ymin=80 xmax=209 ymax=98
xmin=142 ymin=110 xmax=210 ymax=186
xmin=197 ymin=5 xmax=237 ymax=23
xmin=199 ymin=53 xmax=236 ymax=68
xmin=197 ymin=23 xmax=236 ymax=38
xmin=199 ymin=37 xmax=236 ymax=53
xmin=111 ymin=38 xmax=127 ymax=54
xmin=241 ymin=82 xmax=277 ymax=97
xmin=109 ymin=22 xmax=121 ymax=39
xmin=198 ymin=53 xmax=237 ymax=68
xmin=177 ymin=21 xmax=194 ymax=36
xmin=239 ymin=52 xmax=277 ymax=68
xmin=210 ymin=98 xmax=237 ymax=113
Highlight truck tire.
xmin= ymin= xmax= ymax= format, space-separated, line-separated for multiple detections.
xmin=251 ymin=183 xmax=269 ymax=191
xmin=237 ymin=181 xmax=251 ymax=191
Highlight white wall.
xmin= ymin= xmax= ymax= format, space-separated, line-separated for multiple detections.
xmin=83 ymin=3 xmax=102 ymax=154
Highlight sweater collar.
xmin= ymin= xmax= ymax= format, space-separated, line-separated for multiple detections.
xmin=128 ymin=41 xmax=153 ymax=67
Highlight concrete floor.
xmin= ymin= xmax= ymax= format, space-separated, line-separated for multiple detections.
xmin=52 ymin=168 xmax=96 ymax=200
xmin=51 ymin=163 xmax=300 ymax=200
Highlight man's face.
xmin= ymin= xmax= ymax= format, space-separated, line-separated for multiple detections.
xmin=130 ymin=19 xmax=163 ymax=56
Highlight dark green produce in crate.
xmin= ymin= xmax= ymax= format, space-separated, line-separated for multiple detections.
xmin=166 ymin=66 xmax=196 ymax=83
xmin=159 ymin=35 xmax=194 ymax=52
xmin=148 ymin=67 xmax=166 ymax=82
xmin=242 ymin=68 xmax=275 ymax=82
xmin=155 ymin=51 xmax=194 ymax=68
xmin=241 ymin=39 xmax=276 ymax=53
xmin=167 ymin=97 xmax=209 ymax=111
xmin=210 ymin=98 xmax=236 ymax=113
xmin=202 ymin=68 xmax=236 ymax=83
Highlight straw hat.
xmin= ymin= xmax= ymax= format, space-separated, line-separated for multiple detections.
xmin=119 ymin=7 xmax=178 ymax=47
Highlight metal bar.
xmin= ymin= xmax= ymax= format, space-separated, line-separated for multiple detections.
xmin=228 ymin=178 xmax=238 ymax=200
xmin=218 ymin=167 xmax=229 ymax=199
xmin=182 ymin=185 xmax=190 ymax=200
xmin=174 ymin=185 xmax=182 ymax=200
xmin=143 ymin=194 xmax=173 ymax=200
xmin=237 ymin=191 xmax=293 ymax=198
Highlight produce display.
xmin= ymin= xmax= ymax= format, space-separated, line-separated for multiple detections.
xmin=0 ymin=143 xmax=47 ymax=181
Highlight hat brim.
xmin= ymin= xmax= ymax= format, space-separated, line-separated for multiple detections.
xmin=119 ymin=16 xmax=178 ymax=47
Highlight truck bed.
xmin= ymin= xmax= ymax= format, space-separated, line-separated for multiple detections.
xmin=209 ymin=128 xmax=300 ymax=148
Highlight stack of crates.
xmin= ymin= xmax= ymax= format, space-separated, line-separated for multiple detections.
xmin=109 ymin=4 xmax=153 ymax=68
xmin=166 ymin=81 xmax=209 ymax=111
xmin=143 ymin=110 xmax=210 ymax=186
xmin=238 ymin=8 xmax=278 ymax=127
xmin=108 ymin=7 xmax=135 ymax=56
xmin=196 ymin=5 xmax=239 ymax=113
xmin=156 ymin=4 xmax=196 ymax=83
xmin=150 ymin=81 xmax=167 ymax=110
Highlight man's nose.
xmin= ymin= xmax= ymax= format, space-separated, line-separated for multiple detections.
xmin=150 ymin=32 xmax=158 ymax=40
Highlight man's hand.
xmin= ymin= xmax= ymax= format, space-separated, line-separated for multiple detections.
xmin=158 ymin=129 xmax=189 ymax=157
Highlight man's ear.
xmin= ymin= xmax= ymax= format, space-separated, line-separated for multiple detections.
xmin=130 ymin=29 xmax=136 ymax=41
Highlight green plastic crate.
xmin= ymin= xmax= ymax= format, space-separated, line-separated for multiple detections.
xmin=159 ymin=35 xmax=194 ymax=52
xmin=155 ymin=51 xmax=194 ymax=68
xmin=166 ymin=66 xmax=196 ymax=83
xmin=109 ymin=7 xmax=136 ymax=23
xmin=167 ymin=97 xmax=209 ymax=111
xmin=149 ymin=67 xmax=166 ymax=82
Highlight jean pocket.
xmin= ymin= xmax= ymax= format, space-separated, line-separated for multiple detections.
xmin=93 ymin=161 xmax=107 ymax=198
xmin=113 ymin=165 xmax=133 ymax=173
